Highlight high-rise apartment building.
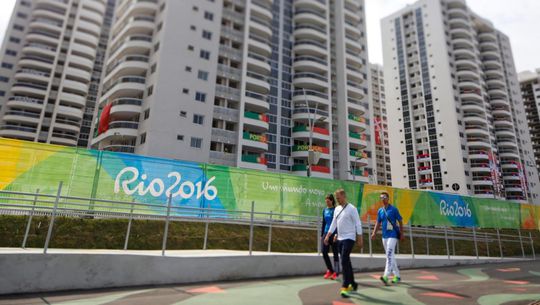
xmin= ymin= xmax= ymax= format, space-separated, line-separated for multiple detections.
xmin=518 ymin=69 xmax=540 ymax=174
xmin=382 ymin=0 xmax=540 ymax=203
xmin=0 ymin=0 xmax=115 ymax=147
xmin=369 ymin=63 xmax=391 ymax=185
xmin=91 ymin=0 xmax=374 ymax=182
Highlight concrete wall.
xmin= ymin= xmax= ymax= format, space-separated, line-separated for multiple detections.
xmin=0 ymin=250 xmax=526 ymax=295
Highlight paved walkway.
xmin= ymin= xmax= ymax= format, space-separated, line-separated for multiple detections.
xmin=1 ymin=261 xmax=539 ymax=305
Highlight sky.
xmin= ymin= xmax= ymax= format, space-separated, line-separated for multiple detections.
xmin=0 ymin=0 xmax=538 ymax=72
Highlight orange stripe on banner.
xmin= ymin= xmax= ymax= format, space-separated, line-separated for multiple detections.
xmin=504 ymin=280 xmax=529 ymax=285
xmin=421 ymin=292 xmax=464 ymax=299
xmin=497 ymin=268 xmax=520 ymax=272
xmin=187 ymin=286 xmax=225 ymax=293
xmin=417 ymin=275 xmax=440 ymax=281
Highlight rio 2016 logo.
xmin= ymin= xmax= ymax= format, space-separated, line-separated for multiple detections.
xmin=114 ymin=167 xmax=218 ymax=200
xmin=439 ymin=200 xmax=472 ymax=218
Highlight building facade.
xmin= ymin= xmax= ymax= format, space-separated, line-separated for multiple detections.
xmin=519 ymin=69 xmax=540 ymax=175
xmin=381 ymin=0 xmax=540 ymax=203
xmin=0 ymin=0 xmax=114 ymax=147
xmin=369 ymin=63 xmax=391 ymax=185
xmin=91 ymin=0 xmax=374 ymax=182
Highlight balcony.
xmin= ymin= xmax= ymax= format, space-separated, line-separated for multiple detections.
xmin=50 ymin=132 xmax=79 ymax=146
xmin=101 ymin=75 xmax=146 ymax=101
xmin=294 ymin=8 xmax=326 ymax=26
xmin=6 ymin=96 xmax=44 ymax=110
xmin=110 ymin=98 xmax=143 ymax=117
xmin=294 ymin=39 xmax=327 ymax=57
xmin=240 ymin=154 xmax=267 ymax=171
xmin=348 ymin=114 xmax=368 ymax=130
xmin=247 ymin=53 xmax=271 ymax=74
xmin=243 ymin=111 xmax=269 ymax=132
xmin=0 ymin=125 xmax=37 ymax=139
xmin=293 ymin=72 xmax=328 ymax=90
xmin=294 ymin=23 xmax=327 ymax=42
xmin=292 ymin=164 xmax=332 ymax=178
xmin=246 ymin=71 xmax=270 ymax=94
xmin=11 ymin=81 xmax=48 ymax=96
xmin=294 ymin=0 xmax=326 ymax=12
xmin=292 ymin=89 xmax=329 ymax=106
xmin=292 ymin=125 xmax=330 ymax=141
xmin=293 ymin=55 xmax=327 ymax=72
xmin=292 ymin=144 xmax=330 ymax=159
xmin=244 ymin=91 xmax=270 ymax=112
xmin=241 ymin=131 xmax=268 ymax=151
xmin=416 ymin=153 xmax=431 ymax=162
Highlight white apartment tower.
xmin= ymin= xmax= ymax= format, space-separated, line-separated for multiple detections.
xmin=518 ymin=69 xmax=540 ymax=174
xmin=91 ymin=0 xmax=374 ymax=182
xmin=382 ymin=0 xmax=540 ymax=203
xmin=0 ymin=0 xmax=115 ymax=147
xmin=369 ymin=63 xmax=391 ymax=185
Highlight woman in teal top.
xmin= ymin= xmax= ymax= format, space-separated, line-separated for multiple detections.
xmin=321 ymin=193 xmax=340 ymax=280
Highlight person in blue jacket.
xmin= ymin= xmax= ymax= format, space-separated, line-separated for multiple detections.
xmin=321 ymin=193 xmax=340 ymax=280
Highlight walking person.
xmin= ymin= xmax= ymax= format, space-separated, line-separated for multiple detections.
xmin=321 ymin=194 xmax=340 ymax=280
xmin=370 ymin=191 xmax=404 ymax=285
xmin=324 ymin=189 xmax=363 ymax=298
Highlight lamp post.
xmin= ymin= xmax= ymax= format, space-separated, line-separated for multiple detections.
xmin=303 ymin=89 xmax=326 ymax=177
xmin=349 ymin=156 xmax=362 ymax=181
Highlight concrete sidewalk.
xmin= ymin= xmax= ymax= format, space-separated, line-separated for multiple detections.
xmin=0 ymin=248 xmax=529 ymax=295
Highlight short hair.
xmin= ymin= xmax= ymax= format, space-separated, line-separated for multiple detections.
xmin=335 ymin=188 xmax=346 ymax=197
xmin=381 ymin=191 xmax=389 ymax=198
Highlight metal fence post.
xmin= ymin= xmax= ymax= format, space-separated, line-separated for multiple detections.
xmin=518 ymin=229 xmax=525 ymax=258
xmin=249 ymin=201 xmax=255 ymax=255
xmin=44 ymin=182 xmax=62 ymax=254
xmin=203 ymin=203 xmax=210 ymax=250
xmin=409 ymin=223 xmax=414 ymax=259
xmin=444 ymin=226 xmax=450 ymax=260
xmin=367 ymin=215 xmax=372 ymax=257
xmin=485 ymin=232 xmax=489 ymax=257
xmin=529 ymin=232 xmax=535 ymax=260
xmin=123 ymin=198 xmax=135 ymax=250
xmin=316 ymin=207 xmax=321 ymax=255
xmin=22 ymin=189 xmax=39 ymax=249
xmin=451 ymin=228 xmax=456 ymax=256
xmin=472 ymin=226 xmax=479 ymax=259
xmin=267 ymin=211 xmax=273 ymax=253
xmin=497 ymin=228 xmax=503 ymax=258
xmin=425 ymin=227 xmax=429 ymax=255
xmin=161 ymin=195 xmax=172 ymax=256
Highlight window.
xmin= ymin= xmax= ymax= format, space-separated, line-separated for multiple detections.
xmin=187 ymin=45 xmax=194 ymax=51
xmin=204 ymin=11 xmax=214 ymax=21
xmin=144 ymin=108 xmax=150 ymax=120
xmin=9 ymin=37 xmax=20 ymax=43
xmin=13 ymin=24 xmax=23 ymax=31
xmin=180 ymin=111 xmax=187 ymax=117
xmin=151 ymin=63 xmax=157 ymax=74
xmin=0 ymin=91 xmax=5 ymax=96
xmin=2 ymin=63 xmax=13 ymax=69
xmin=154 ymin=42 xmax=160 ymax=52
xmin=190 ymin=25 xmax=196 ymax=30
xmin=198 ymin=70 xmax=208 ymax=80
xmin=193 ymin=114 xmax=204 ymax=125
xmin=192 ymin=6 xmax=198 ymax=11
xmin=185 ymin=66 xmax=192 ymax=72
xmin=5 ymin=49 xmax=16 ymax=56
xmin=147 ymin=85 xmax=153 ymax=96
xmin=200 ymin=50 xmax=210 ymax=60
xmin=202 ymin=30 xmax=212 ymax=40
xmin=16 ymin=12 xmax=27 ymax=19
xmin=195 ymin=92 xmax=206 ymax=102
xmin=177 ymin=135 xmax=184 ymax=141
xmin=0 ymin=76 xmax=8 ymax=82
xmin=140 ymin=133 xmax=147 ymax=144
xmin=182 ymin=88 xmax=189 ymax=94
xmin=190 ymin=137 xmax=203 ymax=148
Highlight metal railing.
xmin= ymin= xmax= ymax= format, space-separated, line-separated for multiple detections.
xmin=0 ymin=185 xmax=536 ymax=260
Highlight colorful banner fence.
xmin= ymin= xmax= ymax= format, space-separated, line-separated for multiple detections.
xmin=0 ymin=138 xmax=538 ymax=230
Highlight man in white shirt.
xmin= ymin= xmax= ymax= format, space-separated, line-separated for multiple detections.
xmin=324 ymin=189 xmax=363 ymax=298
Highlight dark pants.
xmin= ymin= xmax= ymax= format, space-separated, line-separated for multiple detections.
xmin=339 ymin=239 xmax=356 ymax=288
xmin=321 ymin=234 xmax=339 ymax=273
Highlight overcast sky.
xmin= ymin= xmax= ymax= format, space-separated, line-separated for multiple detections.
xmin=0 ymin=0 xmax=538 ymax=72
